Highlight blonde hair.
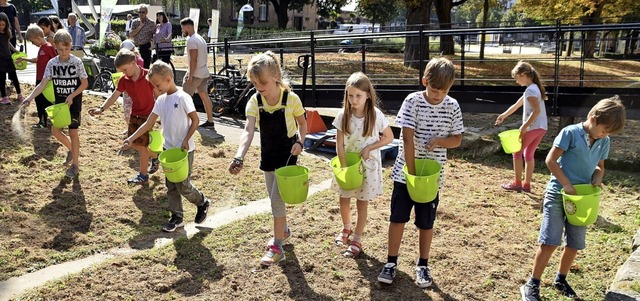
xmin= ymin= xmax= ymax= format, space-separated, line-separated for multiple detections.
xmin=512 ymin=61 xmax=547 ymax=100
xmin=588 ymin=95 xmax=626 ymax=134
xmin=147 ymin=60 xmax=174 ymax=80
xmin=114 ymin=49 xmax=137 ymax=68
xmin=246 ymin=51 xmax=290 ymax=92
xmin=341 ymin=72 xmax=378 ymax=137
xmin=26 ymin=24 xmax=45 ymax=41
xmin=423 ymin=57 xmax=455 ymax=90
xmin=53 ymin=29 xmax=72 ymax=46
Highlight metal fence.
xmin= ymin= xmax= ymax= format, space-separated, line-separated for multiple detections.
xmin=206 ymin=22 xmax=640 ymax=119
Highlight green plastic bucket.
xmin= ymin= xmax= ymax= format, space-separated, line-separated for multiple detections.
xmin=275 ymin=165 xmax=309 ymax=204
xmin=562 ymin=184 xmax=602 ymax=226
xmin=148 ymin=130 xmax=164 ymax=154
xmin=45 ymin=103 xmax=71 ymax=128
xmin=330 ymin=152 xmax=364 ymax=190
xmin=12 ymin=52 xmax=27 ymax=70
xmin=111 ymin=72 xmax=123 ymax=87
xmin=43 ymin=81 xmax=55 ymax=103
xmin=403 ymin=159 xmax=441 ymax=203
xmin=498 ymin=129 xmax=522 ymax=154
xmin=158 ymin=148 xmax=189 ymax=183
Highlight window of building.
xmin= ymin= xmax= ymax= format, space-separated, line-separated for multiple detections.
xmin=231 ymin=2 xmax=239 ymax=21
xmin=258 ymin=0 xmax=268 ymax=22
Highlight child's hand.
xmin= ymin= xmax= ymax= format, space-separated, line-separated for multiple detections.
xmin=88 ymin=107 xmax=103 ymax=116
xmin=65 ymin=95 xmax=74 ymax=106
xmin=122 ymin=138 xmax=131 ymax=150
xmin=229 ymin=158 xmax=243 ymax=174
xmin=495 ymin=114 xmax=506 ymax=125
xmin=181 ymin=140 xmax=189 ymax=151
xmin=563 ymin=184 xmax=577 ymax=195
xmin=21 ymin=97 xmax=31 ymax=107
xmin=291 ymin=141 xmax=303 ymax=156
xmin=519 ymin=125 xmax=527 ymax=138
xmin=360 ymin=146 xmax=371 ymax=160
xmin=426 ymin=138 xmax=438 ymax=151
xmin=15 ymin=57 xmax=24 ymax=63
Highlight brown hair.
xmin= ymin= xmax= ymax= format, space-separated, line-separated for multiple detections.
xmin=246 ymin=51 xmax=290 ymax=92
xmin=588 ymin=95 xmax=626 ymax=134
xmin=512 ymin=61 xmax=547 ymax=100
xmin=0 ymin=12 xmax=12 ymax=38
xmin=423 ymin=57 xmax=455 ymax=90
xmin=340 ymin=72 xmax=378 ymax=137
xmin=114 ymin=49 xmax=137 ymax=68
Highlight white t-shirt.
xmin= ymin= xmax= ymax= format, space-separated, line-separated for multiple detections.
xmin=125 ymin=20 xmax=132 ymax=31
xmin=522 ymin=84 xmax=548 ymax=131
xmin=186 ymin=33 xmax=210 ymax=78
xmin=152 ymin=89 xmax=197 ymax=152
xmin=390 ymin=92 xmax=464 ymax=184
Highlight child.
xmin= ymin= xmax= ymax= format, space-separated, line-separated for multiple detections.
xmin=21 ymin=29 xmax=88 ymax=178
xmin=19 ymin=24 xmax=57 ymax=127
xmin=496 ymin=61 xmax=548 ymax=193
xmin=332 ymin=72 xmax=393 ymax=258
xmin=377 ymin=57 xmax=463 ymax=288
xmin=88 ymin=49 xmax=159 ymax=184
xmin=123 ymin=60 xmax=210 ymax=232
xmin=119 ymin=40 xmax=145 ymax=135
xmin=0 ymin=12 xmax=21 ymax=105
xmin=37 ymin=17 xmax=55 ymax=43
xmin=120 ymin=40 xmax=144 ymax=68
xmin=519 ymin=96 xmax=626 ymax=301
xmin=228 ymin=51 xmax=307 ymax=267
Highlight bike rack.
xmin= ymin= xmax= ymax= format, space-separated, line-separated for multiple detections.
xmin=297 ymin=54 xmax=312 ymax=107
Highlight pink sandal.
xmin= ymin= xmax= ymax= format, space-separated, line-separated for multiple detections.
xmin=501 ymin=182 xmax=522 ymax=192
xmin=343 ymin=241 xmax=362 ymax=258
xmin=334 ymin=228 xmax=352 ymax=246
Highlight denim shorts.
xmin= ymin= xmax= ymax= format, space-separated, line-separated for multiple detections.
xmin=390 ymin=181 xmax=439 ymax=230
xmin=538 ymin=192 xmax=587 ymax=250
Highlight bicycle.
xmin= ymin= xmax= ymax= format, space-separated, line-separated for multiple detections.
xmin=90 ymin=54 xmax=117 ymax=93
xmin=208 ymin=58 xmax=256 ymax=117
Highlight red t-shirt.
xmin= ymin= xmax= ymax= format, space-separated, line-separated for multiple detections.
xmin=117 ymin=68 xmax=155 ymax=116
xmin=36 ymin=43 xmax=57 ymax=80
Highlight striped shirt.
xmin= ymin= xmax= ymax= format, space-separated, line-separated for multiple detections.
xmin=391 ymin=91 xmax=464 ymax=184
xmin=245 ymin=87 xmax=305 ymax=138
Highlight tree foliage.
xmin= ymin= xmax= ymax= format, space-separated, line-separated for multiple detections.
xmin=12 ymin=0 xmax=50 ymax=27
xmin=315 ymin=0 xmax=349 ymax=19
xmin=452 ymin=0 xmax=507 ymax=26
xmin=358 ymin=0 xmax=401 ymax=26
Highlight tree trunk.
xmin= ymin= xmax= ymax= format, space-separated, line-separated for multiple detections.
xmin=434 ymin=0 xmax=454 ymax=55
xmin=565 ymin=31 xmax=574 ymax=57
xmin=403 ymin=0 xmax=432 ymax=69
xmin=479 ymin=0 xmax=489 ymax=60
xmin=270 ymin=0 xmax=290 ymax=29
xmin=580 ymin=2 xmax=604 ymax=58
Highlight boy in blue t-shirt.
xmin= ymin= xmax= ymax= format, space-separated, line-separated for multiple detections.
xmin=520 ymin=96 xmax=626 ymax=301
xmin=22 ymin=29 xmax=88 ymax=178
xmin=377 ymin=57 xmax=464 ymax=288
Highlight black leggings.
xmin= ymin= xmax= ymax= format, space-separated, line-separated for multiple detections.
xmin=34 ymin=79 xmax=49 ymax=125
xmin=1 ymin=70 xmax=21 ymax=97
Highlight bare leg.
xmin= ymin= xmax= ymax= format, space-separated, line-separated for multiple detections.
xmin=524 ymin=159 xmax=535 ymax=184
xmin=419 ymin=229 xmax=433 ymax=259
xmin=274 ymin=216 xmax=287 ymax=240
xmin=353 ymin=200 xmax=368 ymax=236
xmin=69 ymin=129 xmax=80 ymax=166
xmin=558 ymin=246 xmax=578 ymax=276
xmin=51 ymin=127 xmax=72 ymax=151
xmin=387 ymin=222 xmax=405 ymax=257
xmin=339 ymin=197 xmax=351 ymax=230
xmin=513 ymin=156 xmax=523 ymax=183
xmin=133 ymin=144 xmax=149 ymax=175
xmin=532 ymin=244 xmax=557 ymax=279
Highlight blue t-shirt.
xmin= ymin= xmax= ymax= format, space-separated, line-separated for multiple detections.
xmin=546 ymin=123 xmax=610 ymax=195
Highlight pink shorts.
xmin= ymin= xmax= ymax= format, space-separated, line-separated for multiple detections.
xmin=513 ymin=128 xmax=546 ymax=161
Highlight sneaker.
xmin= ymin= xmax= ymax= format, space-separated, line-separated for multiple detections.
xmin=260 ymin=244 xmax=285 ymax=266
xmin=127 ymin=173 xmax=149 ymax=185
xmin=415 ymin=265 xmax=433 ymax=288
xmin=502 ymin=182 xmax=522 ymax=192
xmin=200 ymin=121 xmax=215 ymax=128
xmin=267 ymin=227 xmax=292 ymax=248
xmin=148 ymin=158 xmax=160 ymax=174
xmin=0 ymin=97 xmax=9 ymax=105
xmin=553 ymin=280 xmax=578 ymax=299
xmin=377 ymin=262 xmax=397 ymax=284
xmin=520 ymin=283 xmax=541 ymax=301
xmin=65 ymin=164 xmax=79 ymax=178
xmin=162 ymin=214 xmax=184 ymax=232
xmin=194 ymin=199 xmax=210 ymax=224
xmin=62 ymin=151 xmax=72 ymax=166
xmin=32 ymin=123 xmax=46 ymax=129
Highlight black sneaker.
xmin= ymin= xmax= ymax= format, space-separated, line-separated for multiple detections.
xmin=148 ymin=158 xmax=160 ymax=174
xmin=554 ymin=280 xmax=578 ymax=299
xmin=377 ymin=262 xmax=397 ymax=284
xmin=162 ymin=214 xmax=184 ymax=232
xmin=520 ymin=283 xmax=541 ymax=301
xmin=127 ymin=173 xmax=149 ymax=185
xmin=194 ymin=199 xmax=210 ymax=224
xmin=415 ymin=265 xmax=433 ymax=288
xmin=200 ymin=121 xmax=215 ymax=128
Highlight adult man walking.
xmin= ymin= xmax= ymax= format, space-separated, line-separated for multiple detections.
xmin=67 ymin=13 xmax=86 ymax=50
xmin=129 ymin=5 xmax=155 ymax=68
xmin=180 ymin=17 xmax=215 ymax=128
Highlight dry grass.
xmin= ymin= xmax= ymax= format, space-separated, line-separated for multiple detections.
xmin=4 ymin=83 xmax=639 ymax=300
